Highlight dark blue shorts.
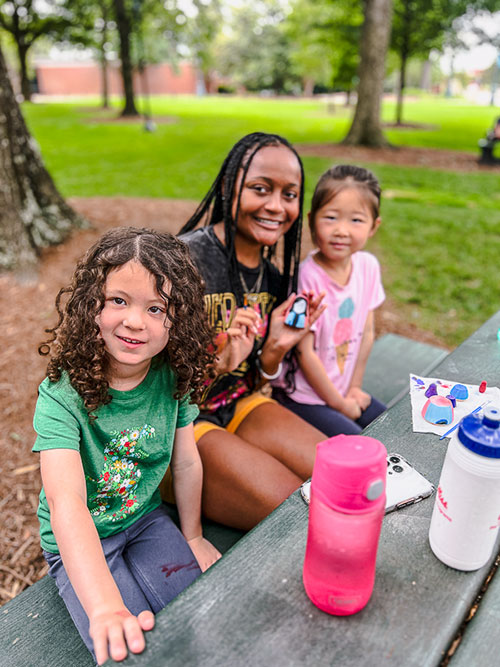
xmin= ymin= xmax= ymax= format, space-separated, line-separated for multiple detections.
xmin=273 ymin=389 xmax=386 ymax=437
xmin=44 ymin=505 xmax=201 ymax=661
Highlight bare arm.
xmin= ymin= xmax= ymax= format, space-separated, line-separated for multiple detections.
xmin=296 ymin=332 xmax=361 ymax=420
xmin=171 ymin=424 xmax=221 ymax=572
xmin=346 ymin=311 xmax=376 ymax=410
xmin=40 ymin=449 xmax=154 ymax=665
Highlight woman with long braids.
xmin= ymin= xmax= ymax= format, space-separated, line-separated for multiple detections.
xmin=172 ymin=132 xmax=326 ymax=530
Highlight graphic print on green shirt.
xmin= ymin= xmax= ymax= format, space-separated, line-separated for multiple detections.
xmin=87 ymin=425 xmax=154 ymax=522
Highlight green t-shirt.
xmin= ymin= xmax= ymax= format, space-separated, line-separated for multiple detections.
xmin=32 ymin=362 xmax=199 ymax=553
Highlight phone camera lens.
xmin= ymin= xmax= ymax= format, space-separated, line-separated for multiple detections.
xmin=389 ymin=456 xmax=400 ymax=464
xmin=386 ymin=460 xmax=390 ymax=467
xmin=393 ymin=465 xmax=404 ymax=473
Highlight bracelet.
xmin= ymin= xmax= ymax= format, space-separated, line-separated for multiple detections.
xmin=256 ymin=349 xmax=283 ymax=381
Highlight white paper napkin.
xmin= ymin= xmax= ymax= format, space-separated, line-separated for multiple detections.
xmin=410 ymin=374 xmax=500 ymax=437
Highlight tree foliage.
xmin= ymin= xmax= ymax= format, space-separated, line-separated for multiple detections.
xmin=284 ymin=0 xmax=362 ymax=96
xmin=390 ymin=0 xmax=469 ymax=123
xmin=214 ymin=1 xmax=298 ymax=94
xmin=177 ymin=0 xmax=222 ymax=91
xmin=0 ymin=0 xmax=72 ymax=100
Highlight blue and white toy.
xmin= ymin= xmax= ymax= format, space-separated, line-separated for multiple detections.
xmin=285 ymin=295 xmax=309 ymax=329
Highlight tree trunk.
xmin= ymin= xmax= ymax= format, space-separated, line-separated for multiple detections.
xmin=303 ymin=78 xmax=314 ymax=97
xmin=420 ymin=59 xmax=431 ymax=91
xmin=100 ymin=54 xmax=110 ymax=110
xmin=396 ymin=50 xmax=408 ymax=125
xmin=16 ymin=38 xmax=32 ymax=102
xmin=99 ymin=2 xmax=110 ymax=109
xmin=113 ymin=0 xmax=138 ymax=117
xmin=0 ymin=46 xmax=85 ymax=278
xmin=342 ymin=0 xmax=393 ymax=147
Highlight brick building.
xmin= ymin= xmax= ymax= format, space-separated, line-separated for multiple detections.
xmin=34 ymin=60 xmax=199 ymax=96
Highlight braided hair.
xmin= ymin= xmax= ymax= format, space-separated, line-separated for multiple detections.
xmin=179 ymin=132 xmax=305 ymax=306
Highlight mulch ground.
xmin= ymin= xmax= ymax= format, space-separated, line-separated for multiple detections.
xmin=296 ymin=142 xmax=500 ymax=172
xmin=1 ymin=142 xmax=461 ymax=607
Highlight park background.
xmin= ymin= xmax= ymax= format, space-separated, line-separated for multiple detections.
xmin=1 ymin=0 xmax=500 ymax=608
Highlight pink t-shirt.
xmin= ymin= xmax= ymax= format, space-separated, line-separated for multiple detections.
xmin=289 ymin=251 xmax=385 ymax=405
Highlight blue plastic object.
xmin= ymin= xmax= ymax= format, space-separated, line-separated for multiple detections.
xmin=458 ymin=407 xmax=500 ymax=458
xmin=450 ymin=384 xmax=469 ymax=401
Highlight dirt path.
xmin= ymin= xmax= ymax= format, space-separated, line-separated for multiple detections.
xmin=296 ymin=142 xmax=498 ymax=172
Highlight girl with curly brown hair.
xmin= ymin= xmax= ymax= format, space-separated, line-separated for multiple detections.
xmin=32 ymin=227 xmax=221 ymax=665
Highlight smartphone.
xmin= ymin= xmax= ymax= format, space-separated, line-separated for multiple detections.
xmin=300 ymin=453 xmax=434 ymax=514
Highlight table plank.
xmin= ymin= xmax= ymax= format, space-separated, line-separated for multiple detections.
xmin=450 ymin=559 xmax=500 ymax=666
xmin=106 ymin=310 xmax=500 ymax=667
xmin=363 ymin=333 xmax=448 ymax=407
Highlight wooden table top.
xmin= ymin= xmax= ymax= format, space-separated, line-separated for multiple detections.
xmin=108 ymin=310 xmax=500 ymax=667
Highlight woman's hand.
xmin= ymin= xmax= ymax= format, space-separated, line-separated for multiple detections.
xmin=346 ymin=387 xmax=372 ymax=411
xmin=89 ymin=607 xmax=155 ymax=665
xmin=215 ymin=307 xmax=260 ymax=374
xmin=265 ymin=291 xmax=326 ymax=358
xmin=187 ymin=536 xmax=222 ymax=572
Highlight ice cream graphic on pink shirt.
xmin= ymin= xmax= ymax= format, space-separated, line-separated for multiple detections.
xmin=334 ymin=297 xmax=354 ymax=374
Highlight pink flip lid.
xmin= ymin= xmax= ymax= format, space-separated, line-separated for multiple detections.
xmin=311 ymin=434 xmax=387 ymax=513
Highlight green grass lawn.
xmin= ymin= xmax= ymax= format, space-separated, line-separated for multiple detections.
xmin=21 ymin=94 xmax=500 ymax=346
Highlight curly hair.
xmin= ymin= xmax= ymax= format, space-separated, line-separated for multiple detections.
xmin=178 ymin=132 xmax=305 ymax=306
xmin=39 ymin=227 xmax=216 ymax=419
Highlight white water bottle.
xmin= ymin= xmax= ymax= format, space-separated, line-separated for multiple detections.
xmin=429 ymin=406 xmax=500 ymax=571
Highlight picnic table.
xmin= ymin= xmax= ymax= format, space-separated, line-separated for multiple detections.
xmin=107 ymin=310 xmax=500 ymax=667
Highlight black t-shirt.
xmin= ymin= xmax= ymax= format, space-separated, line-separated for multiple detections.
xmin=182 ymin=226 xmax=282 ymax=427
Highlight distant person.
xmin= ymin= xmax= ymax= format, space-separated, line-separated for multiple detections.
xmin=479 ymin=117 xmax=500 ymax=164
xmin=176 ymin=132 xmax=326 ymax=531
xmin=33 ymin=228 xmax=221 ymax=664
xmin=273 ymin=165 xmax=387 ymax=436
xmin=490 ymin=117 xmax=500 ymax=140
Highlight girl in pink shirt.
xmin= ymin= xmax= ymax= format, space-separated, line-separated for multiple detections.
xmin=274 ymin=165 xmax=386 ymax=436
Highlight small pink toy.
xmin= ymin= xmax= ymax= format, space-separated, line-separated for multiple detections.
xmin=422 ymin=395 xmax=454 ymax=425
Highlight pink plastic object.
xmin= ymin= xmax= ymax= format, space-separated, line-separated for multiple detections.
xmin=422 ymin=395 xmax=454 ymax=425
xmin=303 ymin=434 xmax=387 ymax=616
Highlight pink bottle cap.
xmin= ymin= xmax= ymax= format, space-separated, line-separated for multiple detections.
xmin=312 ymin=435 xmax=387 ymax=513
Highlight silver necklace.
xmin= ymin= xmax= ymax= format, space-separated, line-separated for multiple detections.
xmin=239 ymin=261 xmax=264 ymax=304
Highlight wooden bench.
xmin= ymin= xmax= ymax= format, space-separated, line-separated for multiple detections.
xmin=363 ymin=333 xmax=448 ymax=408
xmin=450 ymin=556 xmax=500 ymax=666
xmin=478 ymin=135 xmax=500 ymax=165
xmin=0 ymin=334 xmax=448 ymax=667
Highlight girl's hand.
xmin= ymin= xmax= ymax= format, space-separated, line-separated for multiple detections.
xmin=341 ymin=397 xmax=362 ymax=421
xmin=215 ymin=307 xmax=260 ymax=374
xmin=90 ymin=607 xmax=155 ymax=665
xmin=267 ymin=291 xmax=326 ymax=355
xmin=187 ymin=536 xmax=222 ymax=572
xmin=346 ymin=387 xmax=372 ymax=411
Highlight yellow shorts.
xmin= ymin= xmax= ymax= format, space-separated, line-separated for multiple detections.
xmin=159 ymin=392 xmax=276 ymax=504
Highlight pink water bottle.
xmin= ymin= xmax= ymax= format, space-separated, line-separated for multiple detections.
xmin=303 ymin=434 xmax=387 ymax=615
